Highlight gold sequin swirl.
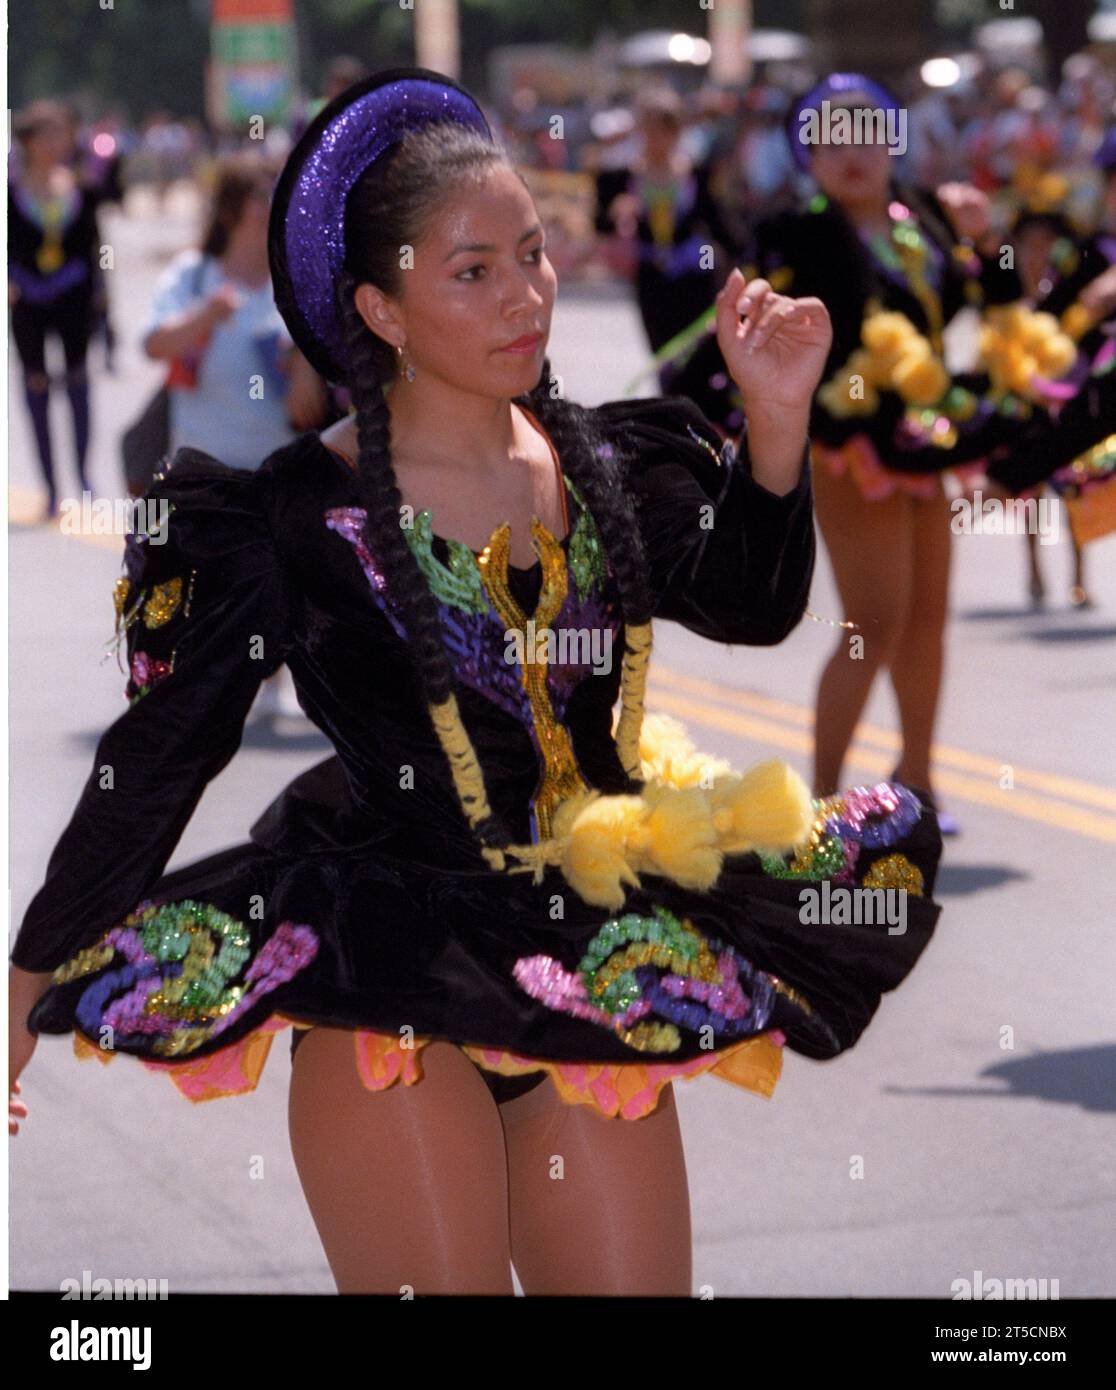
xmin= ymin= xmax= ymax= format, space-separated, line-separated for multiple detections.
xmin=478 ymin=516 xmax=590 ymax=842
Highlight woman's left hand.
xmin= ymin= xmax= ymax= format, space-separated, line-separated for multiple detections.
xmin=716 ymin=269 xmax=833 ymax=414
xmin=936 ymin=181 xmax=994 ymax=245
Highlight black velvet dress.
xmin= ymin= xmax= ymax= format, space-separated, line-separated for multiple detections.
xmin=12 ymin=397 xmax=943 ymax=1118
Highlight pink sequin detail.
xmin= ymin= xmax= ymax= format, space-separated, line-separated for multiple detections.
xmin=129 ymin=650 xmax=173 ymax=696
xmin=513 ymin=955 xmax=615 ymax=1026
xmin=324 ymin=508 xmax=389 ymax=593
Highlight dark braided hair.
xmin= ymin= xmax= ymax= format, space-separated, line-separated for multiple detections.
xmin=337 ymin=122 xmax=654 ymax=862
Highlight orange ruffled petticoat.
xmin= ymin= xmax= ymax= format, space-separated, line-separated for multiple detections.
xmin=813 ymin=436 xmax=941 ymax=502
xmin=71 ymin=1015 xmax=786 ymax=1122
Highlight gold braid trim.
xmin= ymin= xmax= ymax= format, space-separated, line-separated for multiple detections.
xmin=613 ymin=621 xmax=653 ymax=779
xmin=427 ymin=694 xmax=506 ymax=871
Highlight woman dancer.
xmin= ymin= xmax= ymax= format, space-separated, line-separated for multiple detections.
xmin=751 ymin=73 xmax=1040 ymax=829
xmin=10 ymin=71 xmax=942 ymax=1296
xmin=595 ymin=87 xmax=743 ymax=433
xmin=8 ymin=100 xmax=113 ymax=518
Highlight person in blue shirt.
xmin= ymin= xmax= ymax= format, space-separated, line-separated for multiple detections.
xmin=142 ymin=152 xmax=327 ymax=471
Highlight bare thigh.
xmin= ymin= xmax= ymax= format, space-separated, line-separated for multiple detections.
xmin=288 ymin=1028 xmax=514 ymax=1294
xmin=813 ymin=461 xmax=916 ymax=662
xmin=499 ymin=1074 xmax=693 ymax=1296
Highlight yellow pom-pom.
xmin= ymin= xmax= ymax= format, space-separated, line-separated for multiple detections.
xmin=637 ymin=786 xmax=722 ymax=890
xmin=562 ymin=795 xmax=645 ymax=910
xmin=892 ymin=348 xmax=949 ymax=406
xmin=637 ymin=713 xmax=738 ymax=790
xmin=710 ymin=759 xmax=814 ymax=853
xmin=1035 ymin=332 xmax=1076 ymax=378
xmin=862 ymin=311 xmax=917 ymax=355
xmin=551 ymin=789 xmax=602 ymax=841
xmin=1061 ymin=302 xmax=1092 ymax=342
xmin=1022 ymin=311 xmax=1060 ymax=352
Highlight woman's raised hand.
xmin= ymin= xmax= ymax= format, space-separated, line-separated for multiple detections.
xmin=715 ymin=269 xmax=832 ymax=416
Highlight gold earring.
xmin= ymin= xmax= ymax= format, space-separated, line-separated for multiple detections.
xmin=397 ymin=344 xmax=416 ymax=383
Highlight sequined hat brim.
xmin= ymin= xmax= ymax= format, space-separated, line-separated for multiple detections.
xmin=268 ymin=67 xmax=492 ymax=385
xmin=786 ymin=71 xmax=902 ymax=172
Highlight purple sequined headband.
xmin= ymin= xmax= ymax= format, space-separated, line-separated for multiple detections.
xmin=786 ymin=72 xmax=902 ymax=172
xmin=269 ymin=68 xmax=493 ymax=384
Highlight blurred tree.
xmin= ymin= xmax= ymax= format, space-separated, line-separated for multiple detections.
xmin=9 ymin=0 xmax=209 ymax=120
xmin=806 ymin=0 xmax=935 ymax=83
xmin=9 ymin=0 xmax=809 ymax=121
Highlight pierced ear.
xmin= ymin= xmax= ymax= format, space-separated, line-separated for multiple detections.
xmin=353 ymin=282 xmax=405 ymax=350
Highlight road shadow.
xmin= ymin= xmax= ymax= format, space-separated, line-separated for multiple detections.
xmin=957 ymin=605 xmax=1042 ymax=622
xmin=885 ymin=1044 xmax=1116 ymax=1113
xmin=935 ymin=863 xmax=1030 ymax=895
xmin=1022 ymin=624 xmax=1116 ymax=644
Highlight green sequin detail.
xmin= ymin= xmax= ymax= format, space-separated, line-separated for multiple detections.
xmin=137 ymin=899 xmax=251 ymax=1018
xmin=578 ymin=905 xmax=702 ymax=1013
xmin=404 ymin=475 xmax=608 ymax=611
xmin=404 ymin=510 xmax=489 ymax=615
xmin=759 ymin=832 xmax=848 ymax=880
xmin=564 ymin=476 xmax=608 ymax=602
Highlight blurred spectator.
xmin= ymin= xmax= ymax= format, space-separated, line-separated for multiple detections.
xmin=141 ymin=152 xmax=328 ymax=471
xmin=9 ymin=99 xmax=113 ymax=517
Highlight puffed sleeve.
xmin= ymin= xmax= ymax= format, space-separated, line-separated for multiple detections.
xmin=598 ymin=396 xmax=815 ymax=646
xmin=9 ymin=451 xmax=292 ymax=973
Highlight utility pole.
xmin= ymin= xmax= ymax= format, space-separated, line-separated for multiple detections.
xmin=710 ymin=0 xmax=753 ymax=88
xmin=415 ymin=0 xmax=460 ymax=81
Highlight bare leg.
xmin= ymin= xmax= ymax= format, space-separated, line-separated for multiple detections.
xmin=288 ymin=1029 xmax=515 ymax=1294
xmin=812 ymin=463 xmax=915 ymax=795
xmin=888 ymin=479 xmax=952 ymax=794
xmin=1069 ymin=520 xmax=1090 ymax=606
xmin=1025 ymin=530 xmax=1044 ymax=604
xmin=501 ymin=1076 xmax=693 ymax=1296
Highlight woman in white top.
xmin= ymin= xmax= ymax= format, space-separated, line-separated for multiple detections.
xmin=142 ymin=152 xmax=327 ymax=470
xmin=143 ymin=153 xmax=327 ymax=720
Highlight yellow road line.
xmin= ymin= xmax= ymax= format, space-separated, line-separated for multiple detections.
xmin=651 ymin=664 xmax=1116 ymax=814
xmin=645 ymin=681 xmax=1116 ymax=846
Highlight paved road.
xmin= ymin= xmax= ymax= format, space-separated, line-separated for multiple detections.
xmin=8 ymin=195 xmax=1116 ymax=1295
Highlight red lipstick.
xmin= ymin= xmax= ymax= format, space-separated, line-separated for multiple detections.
xmin=497 ymin=332 xmax=544 ymax=355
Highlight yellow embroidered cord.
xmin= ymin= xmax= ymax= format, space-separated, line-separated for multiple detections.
xmin=427 ymin=693 xmax=507 ymax=871
xmin=614 ymin=621 xmax=653 ymax=779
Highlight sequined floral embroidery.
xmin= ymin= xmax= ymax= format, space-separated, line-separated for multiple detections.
xmin=142 ymin=577 xmax=184 ymax=628
xmin=127 ymin=650 xmax=175 ymax=704
xmin=513 ymin=903 xmax=778 ymax=1055
xmin=862 ymin=853 xmax=924 ymax=896
xmin=54 ymin=898 xmax=319 ymax=1059
xmin=105 ymin=569 xmax=195 ymax=674
xmin=758 ymin=781 xmax=922 ymax=883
